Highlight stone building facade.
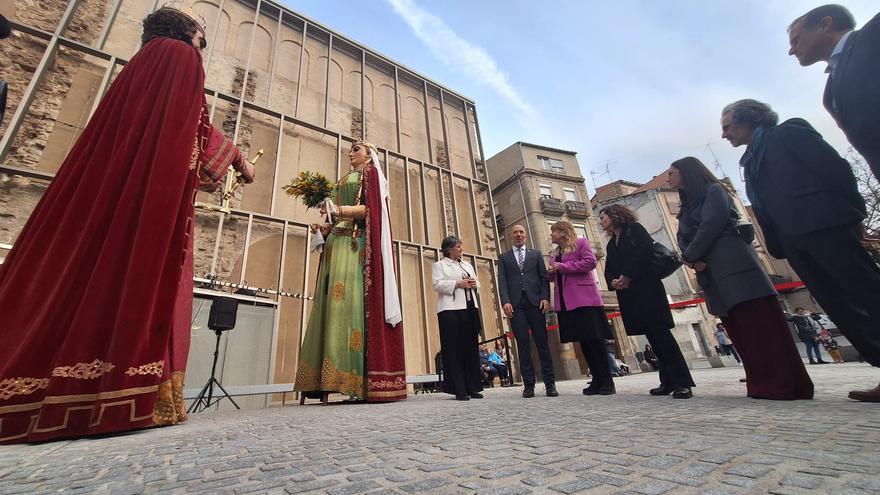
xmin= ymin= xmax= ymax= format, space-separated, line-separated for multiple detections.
xmin=486 ymin=142 xmax=641 ymax=380
xmin=0 ymin=0 xmax=501 ymax=407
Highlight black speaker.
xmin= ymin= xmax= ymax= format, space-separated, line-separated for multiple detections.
xmin=208 ymin=296 xmax=239 ymax=331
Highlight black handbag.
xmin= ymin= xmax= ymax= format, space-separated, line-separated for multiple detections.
xmin=626 ymin=224 xmax=682 ymax=279
xmin=649 ymin=241 xmax=682 ymax=279
xmin=735 ymin=222 xmax=755 ymax=244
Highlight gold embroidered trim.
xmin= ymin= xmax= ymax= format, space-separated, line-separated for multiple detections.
xmin=0 ymin=385 xmax=159 ymax=414
xmin=331 ymin=226 xmax=355 ymax=236
xmin=0 ymin=377 xmax=50 ymax=400
xmin=332 ymin=282 xmax=346 ymax=301
xmin=367 ymin=376 xmax=406 ymax=391
xmin=153 ymin=371 xmax=187 ymax=426
xmin=294 ymin=358 xmax=365 ymax=398
xmin=51 ymin=360 xmax=115 ymax=380
xmin=0 ymin=378 xmax=180 ymax=442
xmin=189 ymin=135 xmax=199 ymax=170
xmin=125 ymin=360 xmax=165 ymax=377
xmin=349 ymin=329 xmax=363 ymax=352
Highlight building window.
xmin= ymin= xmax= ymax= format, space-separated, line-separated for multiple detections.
xmin=539 ymin=184 xmax=553 ymax=198
xmin=573 ymin=223 xmax=588 ymax=239
xmin=538 ymin=156 xmax=565 ymax=173
xmin=564 ymin=188 xmax=577 ymax=202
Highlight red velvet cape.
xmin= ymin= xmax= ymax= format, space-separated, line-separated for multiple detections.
xmin=362 ymin=165 xmax=407 ymax=401
xmin=0 ymin=38 xmax=206 ymax=442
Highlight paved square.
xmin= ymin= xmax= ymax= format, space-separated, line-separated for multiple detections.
xmin=1 ymin=364 xmax=878 ymax=494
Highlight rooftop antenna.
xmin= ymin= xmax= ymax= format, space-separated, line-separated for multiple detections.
xmin=705 ymin=141 xmax=727 ymax=179
xmin=590 ymin=160 xmax=615 ymax=189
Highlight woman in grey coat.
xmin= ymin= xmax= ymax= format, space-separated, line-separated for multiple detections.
xmin=668 ymin=157 xmax=812 ymax=400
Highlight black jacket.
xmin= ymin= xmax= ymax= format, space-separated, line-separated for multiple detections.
xmin=824 ymin=12 xmax=880 ymax=175
xmin=744 ymin=118 xmax=865 ymax=259
xmin=497 ymin=246 xmax=550 ymax=307
xmin=604 ymin=222 xmax=674 ymax=335
xmin=789 ymin=314 xmax=820 ymax=342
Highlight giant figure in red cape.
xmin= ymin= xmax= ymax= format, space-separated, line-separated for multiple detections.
xmin=0 ymin=7 xmax=254 ymax=443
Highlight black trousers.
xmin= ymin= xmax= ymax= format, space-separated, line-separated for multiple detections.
xmin=510 ymin=298 xmax=554 ymax=386
xmin=781 ymin=225 xmax=880 ymax=367
xmin=579 ymin=339 xmax=612 ymax=388
xmin=438 ymin=308 xmax=483 ymax=396
xmin=645 ymin=327 xmax=695 ymax=388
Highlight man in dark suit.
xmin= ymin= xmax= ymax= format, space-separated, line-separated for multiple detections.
xmin=788 ymin=5 xmax=880 ymax=179
xmin=498 ymin=224 xmax=556 ymax=398
xmin=722 ymin=98 xmax=880 ymax=402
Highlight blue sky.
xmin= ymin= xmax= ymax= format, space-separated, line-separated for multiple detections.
xmin=280 ymin=0 xmax=877 ymax=197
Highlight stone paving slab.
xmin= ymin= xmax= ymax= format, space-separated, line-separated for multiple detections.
xmin=1 ymin=364 xmax=878 ymax=494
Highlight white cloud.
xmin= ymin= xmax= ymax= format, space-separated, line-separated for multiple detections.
xmin=385 ymin=0 xmax=538 ymax=124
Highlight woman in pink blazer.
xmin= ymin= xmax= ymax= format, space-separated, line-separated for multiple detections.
xmin=548 ymin=221 xmax=615 ymax=395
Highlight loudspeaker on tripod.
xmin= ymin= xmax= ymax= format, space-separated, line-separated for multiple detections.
xmin=208 ymin=296 xmax=238 ymax=331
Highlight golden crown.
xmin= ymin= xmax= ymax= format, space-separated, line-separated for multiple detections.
xmin=159 ymin=2 xmax=207 ymax=35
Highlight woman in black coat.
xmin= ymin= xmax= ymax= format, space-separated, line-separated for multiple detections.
xmin=599 ymin=204 xmax=695 ymax=399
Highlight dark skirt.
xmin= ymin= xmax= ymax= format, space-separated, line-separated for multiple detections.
xmin=722 ymin=295 xmax=813 ymax=400
xmin=437 ymin=305 xmax=483 ymax=396
xmin=557 ymin=306 xmax=613 ymax=343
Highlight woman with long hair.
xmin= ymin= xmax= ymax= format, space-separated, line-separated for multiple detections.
xmin=548 ymin=221 xmax=615 ymax=395
xmin=599 ymin=204 xmax=695 ymax=399
xmin=293 ymin=140 xmax=406 ymax=404
xmin=668 ymin=157 xmax=812 ymax=400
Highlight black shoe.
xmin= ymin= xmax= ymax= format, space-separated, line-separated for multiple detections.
xmin=522 ymin=386 xmax=535 ymax=398
xmin=546 ymin=384 xmax=559 ymax=397
xmin=809 ymin=360 xmax=817 ymax=365
xmin=650 ymin=385 xmax=673 ymax=396
xmin=455 ymin=394 xmax=470 ymax=401
xmin=469 ymin=392 xmax=484 ymax=399
xmin=817 ymin=360 xmax=829 ymax=364
xmin=672 ymin=387 xmax=693 ymax=399
xmin=584 ymin=383 xmax=615 ymax=395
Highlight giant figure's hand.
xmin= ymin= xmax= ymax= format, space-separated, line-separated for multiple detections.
xmin=233 ymin=151 xmax=255 ymax=183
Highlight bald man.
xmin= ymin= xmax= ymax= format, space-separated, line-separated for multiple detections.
xmin=498 ymin=225 xmax=556 ymax=397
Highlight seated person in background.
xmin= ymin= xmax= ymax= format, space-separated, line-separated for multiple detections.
xmin=487 ymin=344 xmax=509 ymax=385
xmin=606 ymin=339 xmax=622 ymax=377
xmin=643 ymin=344 xmax=659 ymax=370
xmin=616 ymin=358 xmax=631 ymax=376
xmin=479 ymin=344 xmax=499 ymax=386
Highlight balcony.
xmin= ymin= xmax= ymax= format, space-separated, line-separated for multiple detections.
xmin=539 ymin=196 xmax=566 ymax=215
xmin=565 ymin=200 xmax=590 ymax=218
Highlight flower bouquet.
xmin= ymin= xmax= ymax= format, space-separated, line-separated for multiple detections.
xmin=282 ymin=171 xmax=334 ymax=252
xmin=281 ymin=171 xmax=333 ymax=209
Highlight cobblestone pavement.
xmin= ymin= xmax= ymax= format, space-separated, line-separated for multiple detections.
xmin=1 ymin=364 xmax=878 ymax=495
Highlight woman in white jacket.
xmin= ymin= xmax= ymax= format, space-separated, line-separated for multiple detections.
xmin=432 ymin=236 xmax=483 ymax=401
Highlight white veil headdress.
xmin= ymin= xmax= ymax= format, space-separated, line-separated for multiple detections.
xmin=367 ymin=147 xmax=403 ymax=327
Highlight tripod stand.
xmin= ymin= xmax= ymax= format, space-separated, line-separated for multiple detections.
xmin=187 ymin=329 xmax=240 ymax=413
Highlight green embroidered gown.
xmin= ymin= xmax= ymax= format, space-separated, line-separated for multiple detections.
xmin=294 ymin=171 xmax=367 ymax=398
